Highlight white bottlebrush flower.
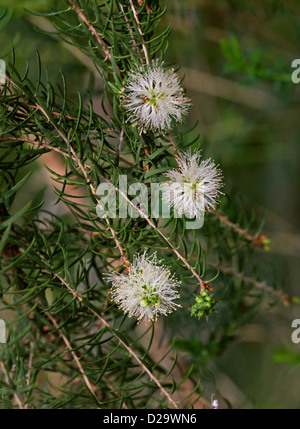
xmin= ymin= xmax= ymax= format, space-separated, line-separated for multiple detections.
xmin=121 ymin=61 xmax=190 ymax=133
xmin=162 ymin=150 xmax=224 ymax=218
xmin=105 ymin=251 xmax=181 ymax=324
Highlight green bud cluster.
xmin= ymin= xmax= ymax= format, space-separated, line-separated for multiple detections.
xmin=189 ymin=290 xmax=217 ymax=320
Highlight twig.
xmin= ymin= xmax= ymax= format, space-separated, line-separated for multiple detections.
xmin=143 ymin=145 xmax=150 ymax=174
xmin=7 ymin=82 xmax=131 ymax=271
xmin=15 ymin=135 xmax=206 ymax=289
xmin=103 ymin=374 xmax=128 ymax=409
xmin=119 ymin=3 xmax=141 ymax=61
xmin=211 ymin=210 xmax=269 ymax=248
xmin=24 ymin=340 xmax=35 ymax=409
xmin=168 ymin=134 xmax=183 ymax=184
xmin=44 ymin=269 xmax=83 ymax=302
xmin=118 ymin=126 xmax=124 ymax=153
xmin=0 ymin=361 xmax=24 ymax=409
xmin=4 ymin=215 xmax=178 ymax=407
xmin=44 ymin=310 xmax=101 ymax=406
xmin=87 ymin=308 xmax=179 ymax=409
xmin=41 ymin=270 xmax=179 ymax=408
xmin=168 ymin=133 xmax=180 ymax=162
xmin=114 ymin=182 xmax=207 ymax=290
xmin=67 ymin=0 xmax=111 ymax=63
xmin=205 ymin=259 xmax=290 ymax=304
xmin=167 ymin=133 xmax=267 ymax=249
xmin=129 ymin=0 xmax=150 ymax=65
xmin=68 ymin=144 xmax=130 ymax=270
xmin=19 ymin=101 xmax=77 ymax=120
xmin=10 ymin=134 xmax=276 ymax=294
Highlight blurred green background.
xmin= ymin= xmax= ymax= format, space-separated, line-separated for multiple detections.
xmin=1 ymin=0 xmax=300 ymax=408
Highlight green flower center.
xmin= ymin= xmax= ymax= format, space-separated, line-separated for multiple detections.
xmin=140 ymin=296 xmax=161 ymax=307
xmin=147 ymin=89 xmax=164 ymax=106
xmin=183 ymin=181 xmax=201 ymax=198
xmin=140 ymin=283 xmax=161 ymax=307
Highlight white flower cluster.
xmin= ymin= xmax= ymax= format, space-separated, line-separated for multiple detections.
xmin=162 ymin=150 xmax=224 ymax=219
xmin=121 ymin=61 xmax=190 ymax=133
xmin=105 ymin=252 xmax=181 ymax=324
xmin=105 ymin=64 xmax=225 ymax=324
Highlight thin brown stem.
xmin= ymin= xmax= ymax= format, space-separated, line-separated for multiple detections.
xmin=168 ymin=133 xmax=180 ymax=162
xmin=44 ymin=269 xmax=83 ymax=302
xmin=118 ymin=126 xmax=124 ymax=153
xmin=129 ymin=0 xmax=150 ymax=65
xmin=119 ymin=3 xmax=141 ymax=62
xmin=167 ymin=132 xmax=268 ymax=249
xmin=8 ymin=83 xmax=130 ymax=271
xmin=211 ymin=210 xmax=269 ymax=248
xmin=19 ymin=101 xmax=77 ymax=120
xmin=205 ymin=259 xmax=290 ymax=304
xmin=102 ymin=374 xmax=128 ymax=409
xmin=88 ymin=308 xmax=179 ymax=409
xmin=14 ymin=135 xmax=205 ymax=289
xmin=67 ymin=0 xmax=111 ymax=63
xmin=113 ymin=183 xmax=207 ymax=290
xmin=45 ymin=310 xmax=101 ymax=406
xmin=41 ymin=267 xmax=179 ymax=408
xmin=0 ymin=361 xmax=24 ymax=409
